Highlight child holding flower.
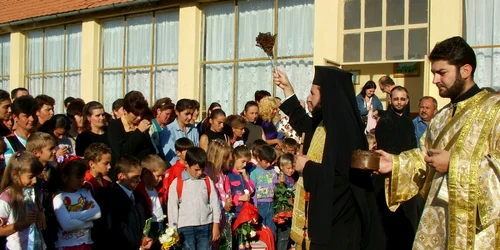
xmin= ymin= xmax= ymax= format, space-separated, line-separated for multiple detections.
xmin=249 ymin=145 xmax=278 ymax=239
xmin=225 ymin=145 xmax=255 ymax=216
xmin=275 ymin=153 xmax=296 ymax=250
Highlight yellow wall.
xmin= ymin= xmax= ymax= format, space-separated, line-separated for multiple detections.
xmin=312 ymin=0 xmax=464 ymax=112
xmin=427 ymin=0 xmax=464 ymax=109
xmin=80 ymin=20 xmax=101 ymax=103
xmin=177 ymin=3 xmax=202 ymax=100
xmin=9 ymin=32 xmax=25 ymax=89
xmin=313 ymin=0 xmax=340 ymax=65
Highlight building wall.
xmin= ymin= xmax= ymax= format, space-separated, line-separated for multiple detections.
xmin=1 ymin=0 xmax=463 ymax=113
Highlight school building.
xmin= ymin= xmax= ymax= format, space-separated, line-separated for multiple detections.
xmin=0 ymin=0 xmax=496 ymax=115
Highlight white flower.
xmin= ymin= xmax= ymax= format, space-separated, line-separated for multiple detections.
xmin=165 ymin=227 xmax=175 ymax=236
xmin=274 ymin=166 xmax=281 ymax=174
xmin=250 ymin=230 xmax=257 ymax=238
xmin=244 ymin=189 xmax=250 ymax=194
xmin=159 ymin=234 xmax=172 ymax=244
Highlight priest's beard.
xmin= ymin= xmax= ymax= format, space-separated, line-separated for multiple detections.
xmin=438 ymin=72 xmax=466 ymax=99
xmin=311 ymin=103 xmax=323 ymax=123
xmin=390 ymin=103 xmax=406 ymax=115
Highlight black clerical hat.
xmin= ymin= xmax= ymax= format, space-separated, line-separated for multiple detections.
xmin=312 ymin=66 xmax=353 ymax=87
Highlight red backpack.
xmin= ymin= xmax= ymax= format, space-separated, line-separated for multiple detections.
xmin=176 ymin=175 xmax=212 ymax=205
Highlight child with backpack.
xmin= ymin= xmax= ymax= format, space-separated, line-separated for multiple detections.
xmin=158 ymin=138 xmax=194 ymax=207
xmin=167 ymin=147 xmax=220 ymax=249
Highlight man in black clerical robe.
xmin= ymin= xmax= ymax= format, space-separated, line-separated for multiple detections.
xmin=374 ymin=86 xmax=422 ymax=250
xmin=275 ymin=66 xmax=386 ymax=250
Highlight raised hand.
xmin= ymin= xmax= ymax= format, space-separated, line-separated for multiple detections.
xmin=137 ymin=119 xmax=151 ymax=133
xmin=273 ymin=70 xmax=295 ymax=97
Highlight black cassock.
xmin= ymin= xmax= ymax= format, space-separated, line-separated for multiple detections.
xmin=374 ymin=107 xmax=423 ymax=250
xmin=280 ymin=66 xmax=386 ymax=250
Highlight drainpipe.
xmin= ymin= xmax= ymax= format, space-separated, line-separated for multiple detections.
xmin=0 ymin=0 xmax=160 ymax=28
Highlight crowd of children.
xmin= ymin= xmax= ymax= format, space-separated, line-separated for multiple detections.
xmin=0 ymin=129 xmax=301 ymax=250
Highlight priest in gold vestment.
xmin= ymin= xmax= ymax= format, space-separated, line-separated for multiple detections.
xmin=378 ymin=36 xmax=500 ymax=249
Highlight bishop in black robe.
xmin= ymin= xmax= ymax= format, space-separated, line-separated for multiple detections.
xmin=278 ymin=66 xmax=386 ymax=250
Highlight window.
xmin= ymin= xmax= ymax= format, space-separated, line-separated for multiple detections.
xmin=25 ymin=25 xmax=81 ymax=113
xmin=100 ymin=10 xmax=179 ymax=112
xmin=465 ymin=0 xmax=500 ymax=89
xmin=202 ymin=0 xmax=314 ymax=114
xmin=343 ymin=0 xmax=428 ymax=64
xmin=0 ymin=34 xmax=9 ymax=91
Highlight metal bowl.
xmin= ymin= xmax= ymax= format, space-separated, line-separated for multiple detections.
xmin=351 ymin=150 xmax=380 ymax=170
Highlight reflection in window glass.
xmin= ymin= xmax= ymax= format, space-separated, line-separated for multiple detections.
xmin=365 ymin=0 xmax=382 ymax=28
xmin=344 ymin=0 xmax=361 ymax=30
xmin=408 ymin=28 xmax=427 ymax=59
xmin=409 ymin=0 xmax=428 ymax=24
xmin=364 ymin=31 xmax=382 ymax=61
xmin=387 ymin=0 xmax=404 ymax=26
xmin=386 ymin=29 xmax=404 ymax=60
xmin=344 ymin=33 xmax=361 ymax=62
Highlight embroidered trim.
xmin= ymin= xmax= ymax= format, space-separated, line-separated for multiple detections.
xmin=448 ymin=93 xmax=498 ymax=249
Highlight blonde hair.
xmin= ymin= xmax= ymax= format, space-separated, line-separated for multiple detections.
xmin=141 ymin=154 xmax=167 ymax=173
xmin=259 ymin=96 xmax=278 ymax=122
xmin=279 ymin=153 xmax=294 ymax=167
xmin=206 ymin=139 xmax=232 ymax=181
xmin=26 ymin=132 xmax=56 ymax=152
xmin=0 ymin=151 xmax=43 ymax=220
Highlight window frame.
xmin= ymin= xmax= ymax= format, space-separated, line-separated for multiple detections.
xmin=200 ymin=0 xmax=314 ymax=114
xmin=341 ymin=0 xmax=429 ymax=65
xmin=24 ymin=23 xmax=82 ymax=98
xmin=98 ymin=8 xmax=180 ymax=106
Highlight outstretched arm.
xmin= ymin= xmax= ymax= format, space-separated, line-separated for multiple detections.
xmin=377 ymin=148 xmax=427 ymax=211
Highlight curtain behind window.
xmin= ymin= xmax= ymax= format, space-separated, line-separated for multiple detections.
xmin=26 ymin=26 xmax=81 ymax=113
xmin=102 ymin=11 xmax=179 ymax=112
xmin=0 ymin=35 xmax=9 ymax=90
xmin=466 ymin=0 xmax=500 ymax=89
xmin=204 ymin=0 xmax=314 ymax=114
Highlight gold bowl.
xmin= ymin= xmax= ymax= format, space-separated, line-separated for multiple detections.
xmin=351 ymin=150 xmax=380 ymax=170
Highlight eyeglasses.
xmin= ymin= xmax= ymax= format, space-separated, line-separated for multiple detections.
xmin=392 ymin=97 xmax=408 ymax=102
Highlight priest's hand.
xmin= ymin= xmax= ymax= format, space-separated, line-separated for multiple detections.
xmin=273 ymin=70 xmax=295 ymax=98
xmin=294 ymin=155 xmax=310 ymax=173
xmin=376 ymin=150 xmax=393 ymax=174
xmin=424 ymin=149 xmax=450 ymax=174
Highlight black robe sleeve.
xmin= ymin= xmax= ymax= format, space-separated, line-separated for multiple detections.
xmin=279 ymin=94 xmax=315 ymax=153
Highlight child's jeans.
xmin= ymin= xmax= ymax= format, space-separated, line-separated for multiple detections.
xmin=257 ymin=201 xmax=276 ymax=239
xmin=178 ymin=223 xmax=213 ymax=250
xmin=277 ymin=222 xmax=291 ymax=250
